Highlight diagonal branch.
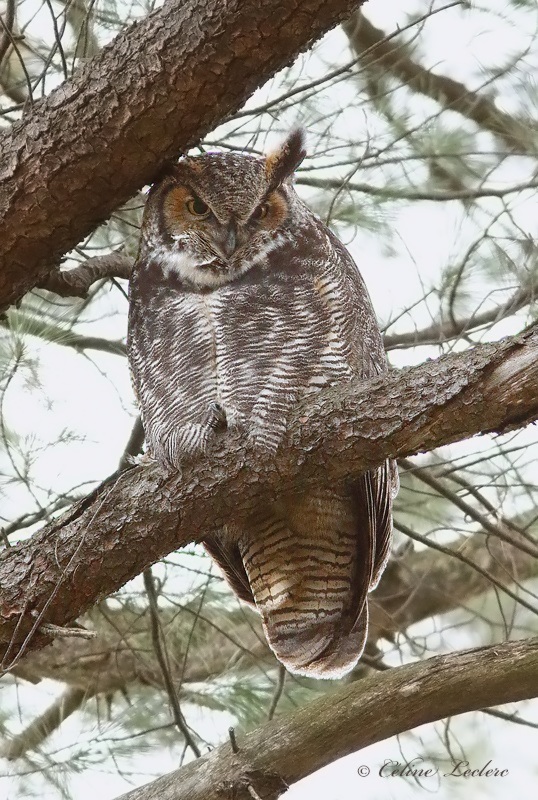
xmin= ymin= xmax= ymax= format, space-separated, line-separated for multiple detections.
xmin=343 ymin=9 xmax=537 ymax=153
xmin=10 ymin=520 xmax=537 ymax=691
xmin=0 ymin=0 xmax=368 ymax=310
xmin=1 ymin=325 xmax=538 ymax=666
xmin=116 ymin=637 xmax=538 ymax=800
xmin=0 ymin=686 xmax=91 ymax=761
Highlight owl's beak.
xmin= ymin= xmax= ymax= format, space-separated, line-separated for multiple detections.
xmin=218 ymin=224 xmax=237 ymax=258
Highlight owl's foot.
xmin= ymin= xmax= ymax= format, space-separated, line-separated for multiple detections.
xmin=206 ymin=402 xmax=228 ymax=431
xmin=130 ymin=451 xmax=158 ymax=467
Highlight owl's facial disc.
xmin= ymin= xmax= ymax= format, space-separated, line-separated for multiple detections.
xmin=157 ymin=180 xmax=293 ymax=288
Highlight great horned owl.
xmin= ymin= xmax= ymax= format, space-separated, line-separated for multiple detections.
xmin=128 ymin=130 xmax=398 ymax=678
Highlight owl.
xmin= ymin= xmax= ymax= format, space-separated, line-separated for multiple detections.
xmin=128 ymin=130 xmax=398 ymax=679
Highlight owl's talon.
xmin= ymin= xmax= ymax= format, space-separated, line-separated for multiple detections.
xmin=131 ymin=451 xmax=157 ymax=466
xmin=207 ymin=402 xmax=228 ymax=431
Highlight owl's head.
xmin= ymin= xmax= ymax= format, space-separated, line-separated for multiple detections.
xmin=140 ymin=130 xmax=307 ymax=288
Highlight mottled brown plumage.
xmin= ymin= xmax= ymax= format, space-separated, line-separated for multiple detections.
xmin=127 ymin=130 xmax=398 ymax=678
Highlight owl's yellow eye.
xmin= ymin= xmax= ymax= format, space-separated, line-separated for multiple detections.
xmin=186 ymin=196 xmax=210 ymax=217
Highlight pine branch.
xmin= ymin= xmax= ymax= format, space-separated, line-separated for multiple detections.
xmin=9 ymin=513 xmax=538 ymax=695
xmin=38 ymin=253 xmax=132 ymax=298
xmin=1 ymin=326 xmax=538 ymax=667
xmin=343 ymin=9 xmax=537 ymax=153
xmin=115 ymin=637 xmax=538 ymax=800
xmin=384 ymin=280 xmax=538 ymax=349
xmin=0 ymin=686 xmax=91 ymax=761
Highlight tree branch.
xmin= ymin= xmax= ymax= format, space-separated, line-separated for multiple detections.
xmin=384 ymin=281 xmax=538 ymax=349
xmin=1 ymin=313 xmax=128 ymax=357
xmin=1 ymin=326 xmax=538 ymax=666
xmin=0 ymin=0 xmax=368 ymax=310
xmin=115 ymin=637 xmax=538 ymax=800
xmin=0 ymin=686 xmax=90 ymax=761
xmin=38 ymin=253 xmax=132 ymax=298
xmin=10 ymin=520 xmax=537 ymax=693
xmin=298 ymin=175 xmax=538 ymax=202
xmin=0 ymin=0 xmax=16 ymax=69
xmin=342 ymin=9 xmax=537 ymax=153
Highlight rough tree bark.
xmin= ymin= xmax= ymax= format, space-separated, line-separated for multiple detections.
xmin=115 ymin=637 xmax=538 ymax=800
xmin=1 ymin=324 xmax=538 ymax=668
xmin=0 ymin=0 xmax=367 ymax=310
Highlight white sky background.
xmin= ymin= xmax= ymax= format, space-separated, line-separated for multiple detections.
xmin=1 ymin=0 xmax=538 ymax=798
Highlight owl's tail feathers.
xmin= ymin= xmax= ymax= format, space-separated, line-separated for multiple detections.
xmin=203 ymin=469 xmax=395 ymax=679
xmin=238 ymin=481 xmax=384 ymax=679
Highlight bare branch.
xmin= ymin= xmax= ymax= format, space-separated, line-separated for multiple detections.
xmin=343 ymin=9 xmax=537 ymax=153
xmin=116 ymin=637 xmax=538 ymax=800
xmin=399 ymin=458 xmax=538 ymax=557
xmin=143 ymin=568 xmax=201 ymax=758
xmin=297 ymin=175 xmax=538 ymax=202
xmin=384 ymin=281 xmax=537 ymax=349
xmin=38 ymin=253 xmax=132 ymax=298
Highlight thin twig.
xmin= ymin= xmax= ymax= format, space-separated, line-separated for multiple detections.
xmin=400 ymin=458 xmax=538 ymax=557
xmin=36 ymin=622 xmax=97 ymax=639
xmin=0 ymin=0 xmax=16 ymax=68
xmin=384 ymin=281 xmax=537 ymax=349
xmin=143 ymin=568 xmax=201 ymax=758
xmin=394 ymin=520 xmax=538 ymax=618
xmin=297 ymin=175 xmax=538 ymax=203
xmin=228 ymin=727 xmax=239 ymax=753
xmin=267 ymin=665 xmax=286 ymax=721
xmin=481 ymin=707 xmax=538 ymax=730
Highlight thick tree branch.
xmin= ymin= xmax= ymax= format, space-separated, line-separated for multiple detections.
xmin=115 ymin=637 xmax=538 ymax=800
xmin=343 ymin=9 xmax=537 ymax=153
xmin=4 ymin=521 xmax=535 ymax=758
xmin=1 ymin=326 xmax=538 ymax=666
xmin=0 ymin=0 xmax=367 ymax=310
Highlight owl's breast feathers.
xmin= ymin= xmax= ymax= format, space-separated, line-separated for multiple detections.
xmin=129 ymin=229 xmax=367 ymax=457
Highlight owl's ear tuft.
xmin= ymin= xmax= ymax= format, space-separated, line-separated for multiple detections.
xmin=265 ymin=128 xmax=306 ymax=189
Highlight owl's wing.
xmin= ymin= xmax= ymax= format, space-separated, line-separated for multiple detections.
xmin=368 ymin=461 xmax=396 ymax=589
xmin=202 ymin=538 xmax=255 ymax=605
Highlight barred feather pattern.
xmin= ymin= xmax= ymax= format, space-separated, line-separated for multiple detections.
xmin=128 ymin=140 xmax=398 ymax=678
